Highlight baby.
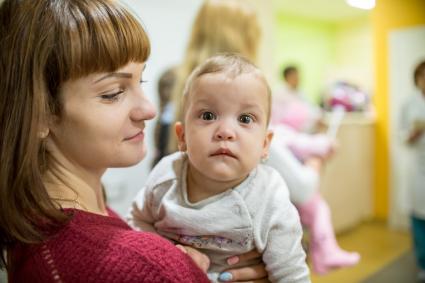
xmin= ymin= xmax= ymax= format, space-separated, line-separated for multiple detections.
xmin=129 ymin=54 xmax=310 ymax=282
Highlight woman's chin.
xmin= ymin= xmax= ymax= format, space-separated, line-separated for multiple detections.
xmin=112 ymin=150 xmax=147 ymax=168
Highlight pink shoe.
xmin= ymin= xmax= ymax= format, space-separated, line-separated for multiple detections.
xmin=297 ymin=193 xmax=360 ymax=275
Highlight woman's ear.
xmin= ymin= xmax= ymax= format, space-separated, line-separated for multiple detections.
xmin=38 ymin=116 xmax=52 ymax=139
xmin=38 ymin=128 xmax=50 ymax=139
xmin=175 ymin=121 xmax=187 ymax=152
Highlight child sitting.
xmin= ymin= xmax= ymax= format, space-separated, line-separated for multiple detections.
xmin=129 ymin=54 xmax=310 ymax=282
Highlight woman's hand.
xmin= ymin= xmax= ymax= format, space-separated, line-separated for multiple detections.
xmin=176 ymin=244 xmax=210 ymax=273
xmin=218 ymin=250 xmax=270 ymax=283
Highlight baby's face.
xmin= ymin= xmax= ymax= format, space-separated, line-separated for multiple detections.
xmin=177 ymin=72 xmax=273 ymax=186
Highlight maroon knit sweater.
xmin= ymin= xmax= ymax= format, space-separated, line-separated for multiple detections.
xmin=8 ymin=208 xmax=209 ymax=283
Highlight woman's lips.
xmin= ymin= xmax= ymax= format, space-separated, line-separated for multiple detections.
xmin=124 ymin=131 xmax=144 ymax=142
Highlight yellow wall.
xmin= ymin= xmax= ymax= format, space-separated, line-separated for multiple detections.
xmin=372 ymin=0 xmax=425 ymax=218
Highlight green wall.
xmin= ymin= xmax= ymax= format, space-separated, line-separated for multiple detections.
xmin=274 ymin=13 xmax=337 ymax=103
xmin=273 ymin=13 xmax=372 ymax=104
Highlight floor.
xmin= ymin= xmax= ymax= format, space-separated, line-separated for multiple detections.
xmin=362 ymin=250 xmax=419 ymax=283
xmin=309 ymin=220 xmax=412 ymax=283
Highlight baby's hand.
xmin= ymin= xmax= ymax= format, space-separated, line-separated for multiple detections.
xmin=176 ymin=244 xmax=210 ymax=273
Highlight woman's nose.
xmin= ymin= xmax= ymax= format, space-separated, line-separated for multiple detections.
xmin=130 ymin=91 xmax=156 ymax=122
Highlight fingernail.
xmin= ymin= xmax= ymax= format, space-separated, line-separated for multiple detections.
xmin=218 ymin=272 xmax=233 ymax=282
xmin=175 ymin=245 xmax=187 ymax=254
xmin=227 ymin=256 xmax=239 ymax=265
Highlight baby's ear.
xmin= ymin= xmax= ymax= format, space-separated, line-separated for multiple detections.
xmin=175 ymin=122 xmax=187 ymax=152
xmin=262 ymin=130 xmax=274 ymax=159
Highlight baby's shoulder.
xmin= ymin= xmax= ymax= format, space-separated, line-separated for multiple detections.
xmin=146 ymin=152 xmax=185 ymax=189
xmin=256 ymin=163 xmax=287 ymax=185
xmin=244 ymin=164 xmax=290 ymax=199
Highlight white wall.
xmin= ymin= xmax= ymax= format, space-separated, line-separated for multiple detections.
xmin=102 ymin=0 xmax=203 ymax=216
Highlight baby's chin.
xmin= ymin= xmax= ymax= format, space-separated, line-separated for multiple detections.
xmin=208 ymin=170 xmax=250 ymax=187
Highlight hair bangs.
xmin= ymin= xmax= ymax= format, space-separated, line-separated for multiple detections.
xmin=58 ymin=1 xmax=150 ymax=81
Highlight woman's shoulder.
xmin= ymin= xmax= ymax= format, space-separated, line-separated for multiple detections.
xmin=10 ymin=209 xmax=208 ymax=283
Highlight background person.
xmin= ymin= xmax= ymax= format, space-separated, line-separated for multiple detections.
xmin=399 ymin=60 xmax=425 ymax=282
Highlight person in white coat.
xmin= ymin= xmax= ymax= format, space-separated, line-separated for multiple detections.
xmin=399 ymin=60 xmax=425 ymax=282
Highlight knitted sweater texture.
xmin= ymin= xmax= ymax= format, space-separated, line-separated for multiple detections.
xmin=9 ymin=208 xmax=209 ymax=283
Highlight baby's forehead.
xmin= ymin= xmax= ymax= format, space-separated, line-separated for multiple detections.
xmin=189 ymin=71 xmax=270 ymax=109
xmin=191 ymin=71 xmax=268 ymax=93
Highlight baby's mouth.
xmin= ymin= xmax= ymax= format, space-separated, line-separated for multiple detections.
xmin=210 ymin=148 xmax=236 ymax=158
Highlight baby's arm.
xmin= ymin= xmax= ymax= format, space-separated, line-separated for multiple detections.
xmin=127 ymin=186 xmax=157 ymax=233
xmin=254 ymin=171 xmax=310 ymax=283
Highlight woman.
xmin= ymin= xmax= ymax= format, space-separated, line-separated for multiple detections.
xmin=0 ymin=0 xmax=265 ymax=282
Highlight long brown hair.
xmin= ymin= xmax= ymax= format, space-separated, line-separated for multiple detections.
xmin=167 ymin=0 xmax=261 ymax=153
xmin=0 ymin=0 xmax=150 ymax=269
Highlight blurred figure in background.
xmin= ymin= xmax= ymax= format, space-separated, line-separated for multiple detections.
xmin=152 ymin=66 xmax=177 ymax=167
xmin=272 ymin=66 xmax=322 ymax=133
xmin=271 ymin=65 xmax=336 ymax=166
xmin=270 ymin=66 xmax=359 ymax=274
xmin=156 ymin=0 xmax=359 ymax=275
xmin=399 ymin=60 xmax=425 ymax=282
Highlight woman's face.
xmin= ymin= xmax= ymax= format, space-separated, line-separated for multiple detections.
xmin=48 ymin=62 xmax=156 ymax=173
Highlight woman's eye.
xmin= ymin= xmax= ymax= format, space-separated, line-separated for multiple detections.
xmin=239 ymin=114 xmax=253 ymax=124
xmin=201 ymin=111 xmax=216 ymax=120
xmin=100 ymin=90 xmax=124 ymax=101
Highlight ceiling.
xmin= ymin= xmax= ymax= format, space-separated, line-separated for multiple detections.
xmin=271 ymin=0 xmax=370 ymax=22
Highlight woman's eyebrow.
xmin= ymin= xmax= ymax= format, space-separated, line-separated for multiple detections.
xmin=94 ymin=72 xmax=133 ymax=84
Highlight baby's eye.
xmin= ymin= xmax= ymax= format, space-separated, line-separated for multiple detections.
xmin=201 ymin=111 xmax=216 ymax=120
xmin=239 ymin=114 xmax=253 ymax=124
